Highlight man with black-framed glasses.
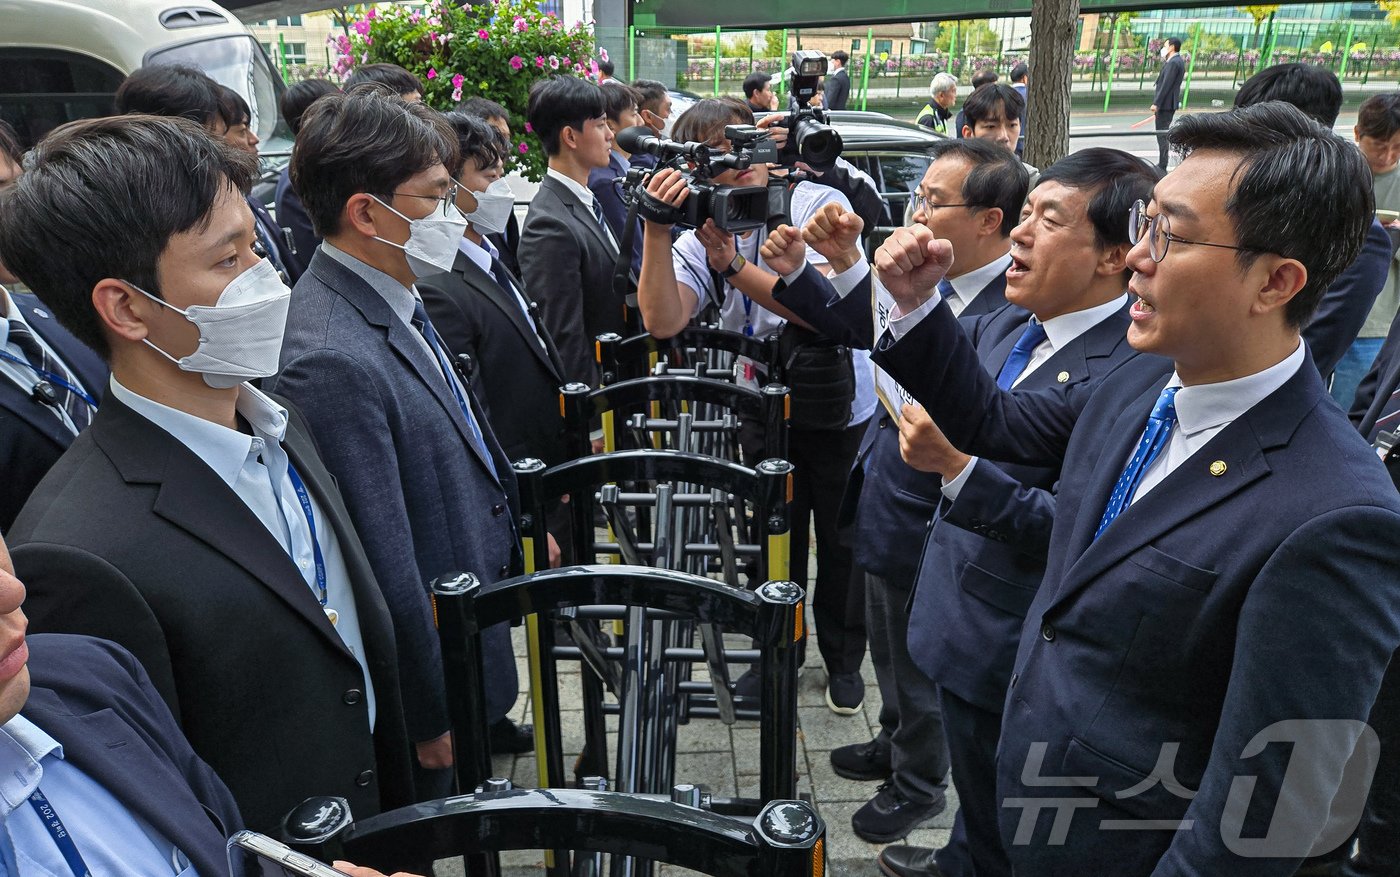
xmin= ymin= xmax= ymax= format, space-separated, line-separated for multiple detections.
xmin=860 ymin=102 xmax=1400 ymax=874
xmin=267 ymin=88 xmax=527 ymax=802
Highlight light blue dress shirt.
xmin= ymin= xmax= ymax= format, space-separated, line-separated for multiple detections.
xmin=108 ymin=377 xmax=376 ymax=728
xmin=0 ymin=715 xmax=194 ymax=877
xmin=0 ymin=289 xmax=82 ymax=436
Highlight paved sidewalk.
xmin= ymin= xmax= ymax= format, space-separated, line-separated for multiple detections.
xmin=439 ymin=603 xmax=957 ymax=877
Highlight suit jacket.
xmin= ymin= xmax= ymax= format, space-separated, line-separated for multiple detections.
xmin=519 ymin=174 xmax=629 ymax=385
xmin=823 ymin=68 xmax=850 ymax=111
xmin=418 ymin=247 xmax=570 ymax=467
xmin=247 ymin=194 xmax=299 ymax=283
xmin=875 ymin=294 xmax=1400 ymax=875
xmin=0 ymin=292 xmax=107 ymax=533
xmin=773 ymin=261 xmax=1010 ymax=586
xmin=589 ymin=152 xmax=644 ymax=279
xmin=1304 ymin=218 xmax=1391 ymax=381
xmin=22 ymin=634 xmax=243 ymax=877
xmin=275 ymin=167 xmax=320 ymax=280
xmin=1153 ymin=54 xmax=1185 ymax=111
xmin=486 ymin=211 xmax=522 ymax=279
xmin=1352 ymin=302 xmax=1400 ymax=440
xmin=267 ymin=247 xmax=520 ymax=742
xmin=8 ymin=392 xmax=412 ymax=834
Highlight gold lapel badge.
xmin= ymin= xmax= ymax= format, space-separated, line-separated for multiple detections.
xmin=1056 ymin=371 xmax=1070 ymax=383
xmin=1209 ymin=460 xmax=1227 ymax=477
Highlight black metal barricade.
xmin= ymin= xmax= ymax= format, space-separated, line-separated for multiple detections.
xmin=595 ymin=328 xmax=782 ymax=386
xmin=283 ymin=787 xmax=825 ymax=877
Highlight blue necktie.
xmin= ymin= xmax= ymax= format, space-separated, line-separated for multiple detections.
xmin=589 ymin=198 xmax=618 ymax=254
xmin=937 ymin=278 xmax=956 ymax=301
xmin=1095 ymin=386 xmax=1180 ymax=539
xmin=410 ymin=300 xmax=497 ymax=479
xmin=996 ymin=320 xmax=1049 ymax=390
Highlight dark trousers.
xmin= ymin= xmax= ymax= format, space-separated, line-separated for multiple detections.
xmin=787 ymin=421 xmax=868 ymax=675
xmin=936 ymin=687 xmax=1014 ymax=877
xmin=1155 ymin=108 xmax=1176 ymax=170
xmin=867 ymin=573 xmax=949 ymax=804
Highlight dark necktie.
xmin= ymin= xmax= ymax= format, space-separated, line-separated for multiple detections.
xmin=996 ymin=320 xmax=1049 ymax=390
xmin=589 ymin=198 xmax=618 ymax=254
xmin=489 ymin=255 xmax=542 ymax=338
xmin=6 ymin=318 xmax=91 ymax=432
xmin=1095 ymin=386 xmax=1180 ymax=539
xmin=409 ymin=300 xmax=497 ymax=479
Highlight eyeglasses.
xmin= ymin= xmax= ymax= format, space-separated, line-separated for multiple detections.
xmin=911 ymin=192 xmax=976 ymax=215
xmin=1128 ymin=199 xmax=1257 ymax=263
xmin=392 ymin=184 xmax=461 ymax=217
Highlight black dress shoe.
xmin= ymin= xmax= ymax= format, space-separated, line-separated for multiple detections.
xmin=829 ymin=738 xmax=892 ymax=781
xmin=853 ymin=781 xmax=946 ymax=844
xmin=878 ymin=845 xmax=946 ymax=877
xmin=489 ymin=718 xmax=535 ymax=754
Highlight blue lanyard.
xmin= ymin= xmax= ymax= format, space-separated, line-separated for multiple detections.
xmin=0 ymin=350 xmax=98 ymax=409
xmin=284 ymin=462 xmax=328 ymax=610
xmin=740 ymin=295 xmax=755 ymax=337
xmin=27 ymin=789 xmax=91 ymax=877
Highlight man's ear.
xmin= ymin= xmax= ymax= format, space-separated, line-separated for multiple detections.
xmin=1252 ymin=255 xmax=1308 ymax=319
xmin=961 ymin=125 xmax=974 ymax=139
xmin=92 ymin=279 xmax=154 ymax=344
xmin=344 ymin=193 xmax=382 ymax=240
xmin=976 ymin=206 xmax=1004 ymax=238
xmin=559 ymin=124 xmax=580 ymax=152
xmin=1094 ymin=242 xmax=1131 ymax=278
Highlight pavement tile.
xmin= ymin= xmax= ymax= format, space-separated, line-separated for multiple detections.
xmin=805 ymin=751 xmax=887 ymax=804
xmin=797 ymin=705 xmax=875 ymax=752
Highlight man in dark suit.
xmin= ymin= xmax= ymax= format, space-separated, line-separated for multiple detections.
xmin=1152 ymin=37 xmax=1186 ymax=170
xmin=266 ymin=89 xmax=526 ymax=799
xmin=0 ymin=285 xmax=105 ymax=533
xmin=743 ymin=71 xmax=776 ymax=114
xmin=420 ymin=112 xmax=570 ymax=558
xmin=0 ymin=115 xmax=413 ymax=834
xmin=520 ymin=76 xmax=628 ymax=386
xmin=457 ymin=97 xmax=524 ymax=278
xmin=277 ymin=79 xmax=341 ymax=279
xmin=1009 ymin=63 xmax=1029 ymax=157
xmin=863 ymin=103 xmax=1400 ymax=874
xmin=767 ymin=148 xmax=1163 ymax=873
xmin=589 ymin=83 xmax=647 ymax=280
xmin=824 ymin=52 xmax=851 ymax=111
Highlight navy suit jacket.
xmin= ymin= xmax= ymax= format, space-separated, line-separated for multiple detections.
xmin=875 ymin=294 xmax=1400 ymax=874
xmin=1153 ymin=54 xmax=1185 ymax=111
xmin=588 ymin=152 xmax=643 ymax=279
xmin=773 ymin=261 xmax=1010 ymax=586
xmin=1350 ymin=293 xmax=1400 ymax=440
xmin=247 ymin=194 xmax=299 ymax=283
xmin=267 ymin=248 xmax=520 ymax=742
xmin=1303 ymin=217 xmax=1391 ymax=381
xmin=275 ymin=167 xmax=320 ymax=280
xmin=22 ymin=634 xmax=243 ymax=877
xmin=0 ymin=292 xmax=107 ymax=532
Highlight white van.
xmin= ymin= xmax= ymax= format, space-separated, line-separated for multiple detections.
xmin=0 ymin=0 xmax=290 ymax=161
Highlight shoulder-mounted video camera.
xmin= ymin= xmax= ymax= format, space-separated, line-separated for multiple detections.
xmin=618 ymin=123 xmax=780 ymax=233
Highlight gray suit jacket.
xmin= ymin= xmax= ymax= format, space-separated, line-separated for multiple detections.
xmin=267 ymin=247 xmax=521 ymax=742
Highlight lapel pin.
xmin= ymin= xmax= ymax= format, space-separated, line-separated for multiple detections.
xmin=33 ymin=308 xmax=50 ymax=319
xmin=1209 ymin=460 xmax=1227 ymax=476
xmin=1057 ymin=371 xmax=1070 ymax=383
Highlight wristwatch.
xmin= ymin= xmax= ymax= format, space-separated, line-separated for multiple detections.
xmin=721 ymin=252 xmax=747 ymax=278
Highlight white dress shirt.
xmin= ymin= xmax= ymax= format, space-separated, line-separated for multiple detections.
xmin=546 ymin=167 xmax=619 ymax=252
xmin=457 ymin=236 xmax=542 ymax=342
xmin=941 ymin=294 xmax=1129 ymax=499
xmin=1129 ymin=339 xmax=1305 ymax=504
xmin=109 ymin=377 xmax=376 ymax=728
xmin=0 ymin=289 xmax=85 ymax=436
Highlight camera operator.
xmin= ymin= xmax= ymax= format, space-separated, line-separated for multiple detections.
xmin=635 ymin=97 xmax=877 ymax=713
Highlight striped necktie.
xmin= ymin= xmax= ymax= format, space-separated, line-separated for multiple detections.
xmin=589 ymin=198 xmax=619 ymax=254
xmin=1095 ymin=386 xmax=1180 ymax=539
xmin=409 ymin=300 xmax=497 ymax=479
xmin=6 ymin=318 xmax=91 ymax=432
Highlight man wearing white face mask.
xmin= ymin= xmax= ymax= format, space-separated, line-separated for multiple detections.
xmin=266 ymin=89 xmax=528 ymax=800
xmin=0 ymin=115 xmax=415 ymax=833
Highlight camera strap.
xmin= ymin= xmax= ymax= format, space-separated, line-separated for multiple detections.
xmin=613 ymin=190 xmax=642 ymax=305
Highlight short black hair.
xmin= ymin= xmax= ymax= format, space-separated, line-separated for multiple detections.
xmin=457 ymin=96 xmax=509 ymax=124
xmin=926 ymin=138 xmax=1029 ymax=237
xmin=1036 ymin=148 xmax=1162 ymax=250
xmin=344 ymin=63 xmax=421 ymax=97
xmin=632 ymin=79 xmax=668 ymax=113
xmin=527 ymin=76 xmax=605 ymax=156
xmin=598 ymin=58 xmax=615 ymax=77
xmin=0 ymin=115 xmax=256 ymax=360
xmin=1167 ymin=37 xmax=1182 ymax=51
xmin=672 ymin=98 xmax=754 ymax=146
xmin=442 ymin=111 xmax=507 ymax=177
xmin=1357 ymin=93 xmax=1400 ymax=141
xmin=743 ymin=71 xmax=772 ymax=100
xmin=971 ymin=67 xmax=999 ymax=89
xmin=215 ymin=84 xmax=251 ymax=129
xmin=280 ymin=79 xmax=339 ymax=136
xmin=0 ymin=119 xmax=20 ymax=165
xmin=114 ymin=64 xmax=221 ymax=128
xmin=1233 ymin=63 xmax=1343 ymax=128
xmin=831 ymin=51 xmax=849 ymax=64
xmin=1169 ymin=102 xmax=1373 ymax=328
xmin=962 ymin=83 xmax=1024 ymax=129
xmin=600 ymin=82 xmax=643 ymax=123
xmin=292 ymin=89 xmax=457 ymax=238
xmin=1010 ymin=62 xmax=1028 ymax=83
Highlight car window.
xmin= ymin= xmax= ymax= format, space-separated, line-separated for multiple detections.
xmin=0 ymin=49 xmax=126 ymax=149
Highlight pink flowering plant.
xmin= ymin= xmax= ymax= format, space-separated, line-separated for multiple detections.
xmin=335 ymin=0 xmax=596 ymax=180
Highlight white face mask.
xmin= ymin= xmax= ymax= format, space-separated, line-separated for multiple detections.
xmin=1161 ymin=46 xmax=1172 ymax=59
xmin=371 ymin=195 xmax=469 ymax=277
xmin=460 ymin=178 xmax=516 ymax=236
xmin=133 ymin=258 xmax=291 ymax=389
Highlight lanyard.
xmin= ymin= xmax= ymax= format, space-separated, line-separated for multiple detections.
xmin=0 ymin=350 xmax=99 ymax=409
xmin=27 ymin=789 xmax=91 ymax=877
xmin=284 ymin=462 xmax=329 ymax=620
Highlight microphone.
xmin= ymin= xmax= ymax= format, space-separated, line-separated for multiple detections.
xmin=30 ymin=380 xmax=59 ymax=408
xmin=615 ymin=126 xmax=708 ymax=161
